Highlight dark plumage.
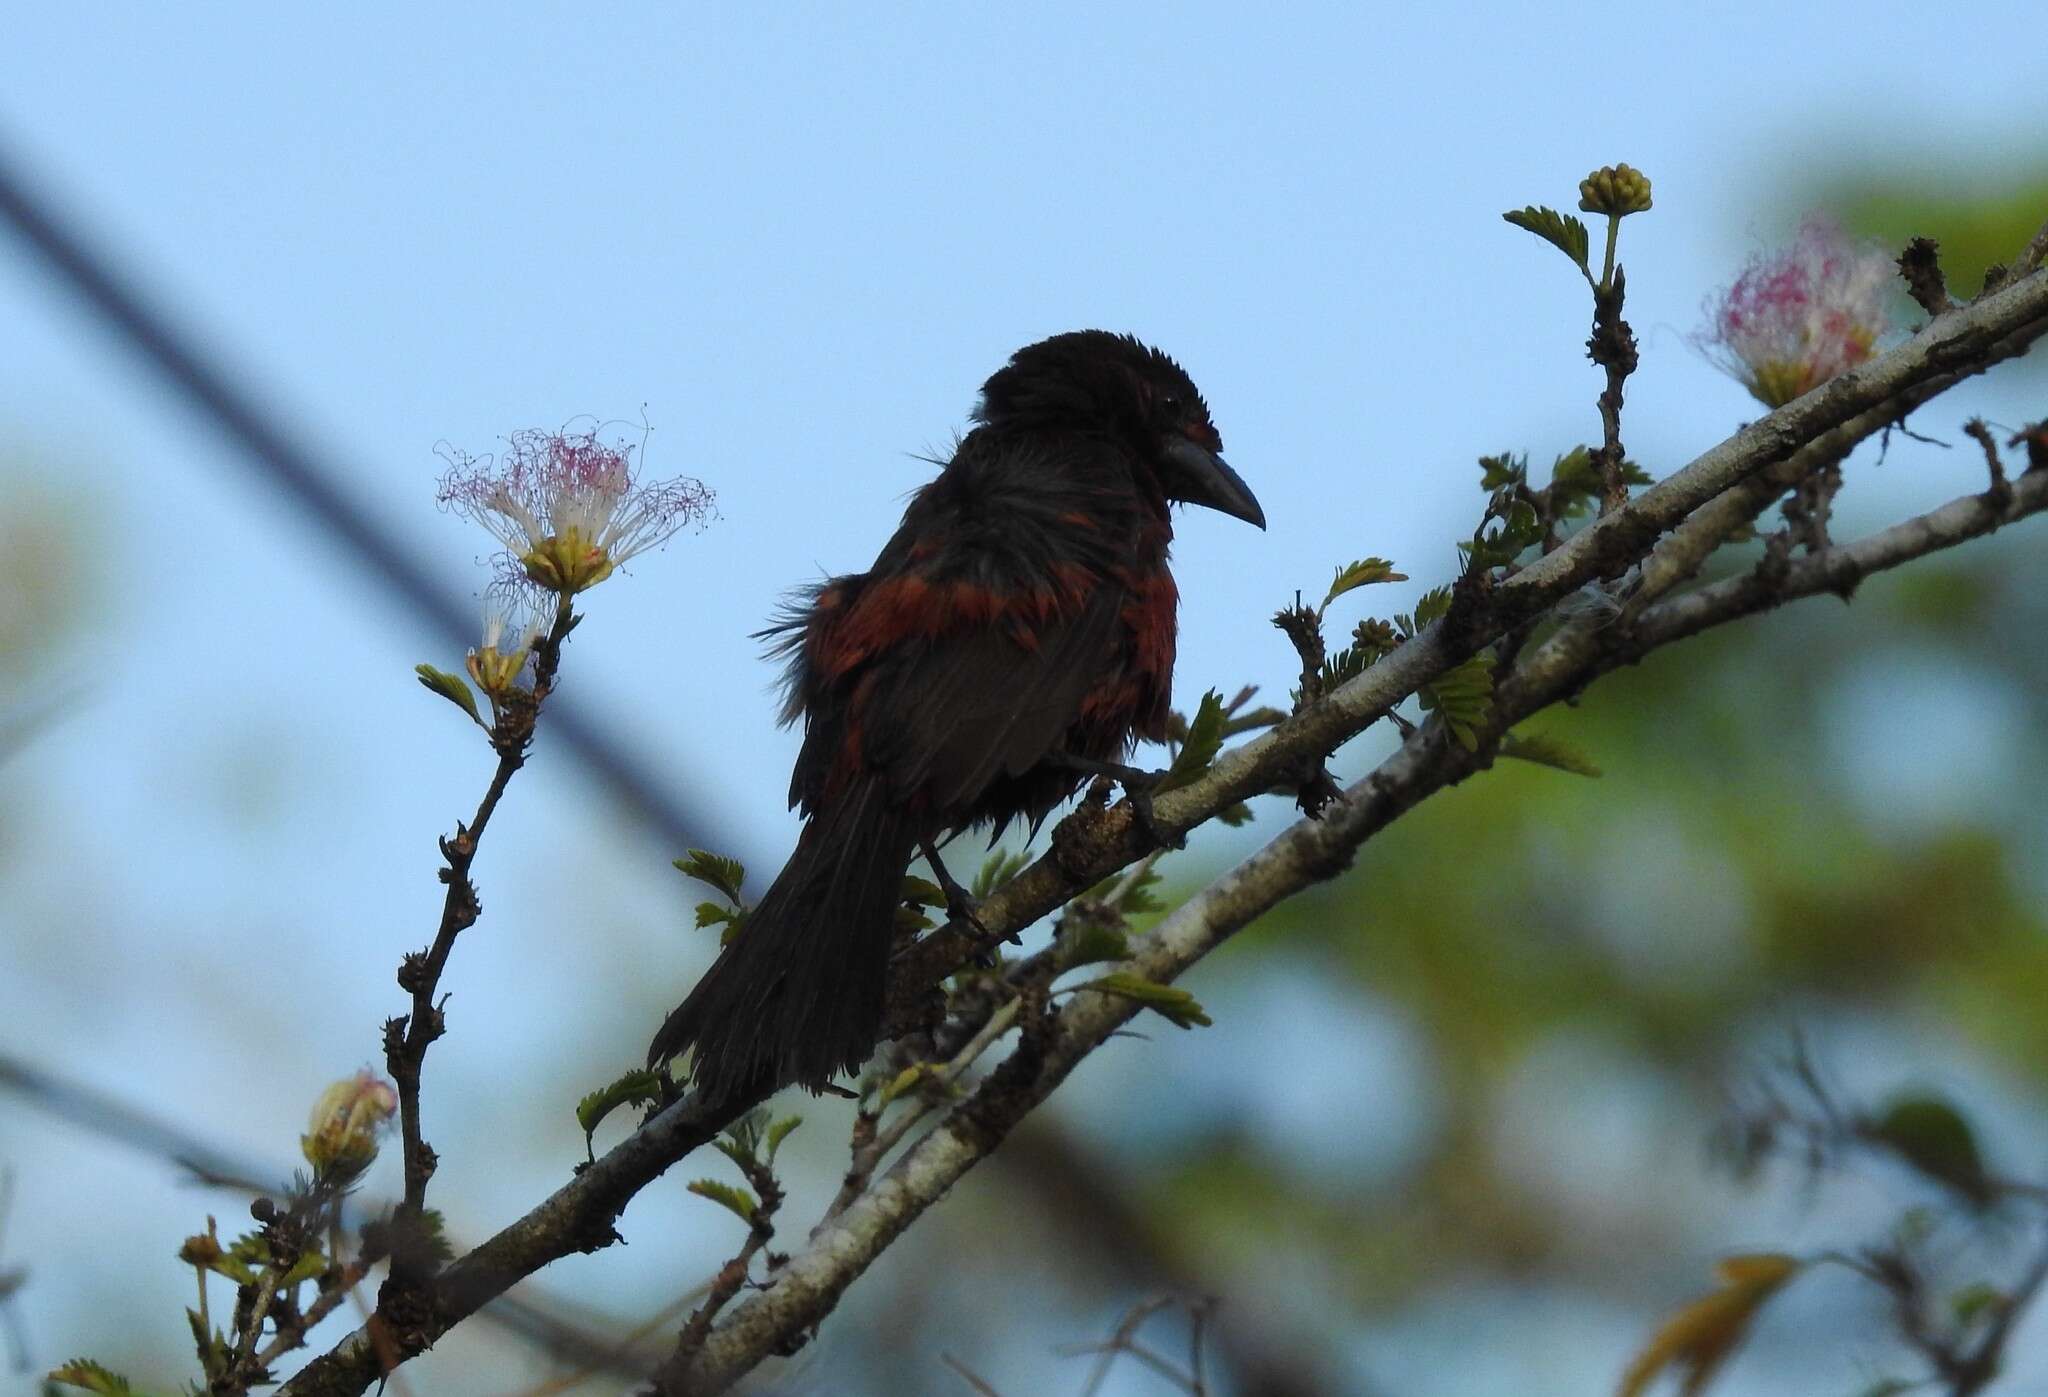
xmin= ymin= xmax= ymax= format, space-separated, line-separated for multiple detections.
xmin=649 ymin=331 xmax=1264 ymax=1102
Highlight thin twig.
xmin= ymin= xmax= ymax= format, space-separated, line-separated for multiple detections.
xmin=1075 ymin=1295 xmax=1180 ymax=1397
xmin=940 ymin=1353 xmax=1005 ymax=1397
xmin=389 ymin=599 xmax=574 ymax=1253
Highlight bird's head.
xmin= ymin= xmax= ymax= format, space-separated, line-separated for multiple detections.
xmin=973 ymin=330 xmax=1265 ymax=529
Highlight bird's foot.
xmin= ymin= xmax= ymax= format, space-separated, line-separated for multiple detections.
xmin=1051 ymin=753 xmax=1186 ymax=850
xmin=1122 ymin=777 xmax=1185 ymax=852
xmin=920 ymin=837 xmax=1000 ymax=942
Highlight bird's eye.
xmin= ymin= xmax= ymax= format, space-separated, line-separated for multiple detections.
xmin=1157 ymin=392 xmax=1182 ymax=416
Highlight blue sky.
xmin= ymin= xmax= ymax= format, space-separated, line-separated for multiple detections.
xmin=2 ymin=4 xmax=2044 ymax=1393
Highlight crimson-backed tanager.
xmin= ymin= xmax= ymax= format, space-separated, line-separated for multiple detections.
xmin=650 ymin=331 xmax=1264 ymax=1101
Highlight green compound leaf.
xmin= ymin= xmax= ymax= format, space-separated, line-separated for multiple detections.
xmin=1463 ymin=498 xmax=1543 ymax=569
xmin=47 ymin=1360 xmax=137 ymax=1395
xmin=1498 ymin=730 xmax=1602 ymax=777
xmin=1159 ymin=689 xmax=1226 ymax=792
xmin=687 ymin=1178 xmax=758 ymax=1224
xmin=1420 ymin=654 xmax=1497 ymax=752
xmin=1478 ymin=452 xmax=1527 ymax=491
xmin=900 ymin=875 xmax=948 ymax=909
xmin=576 ymin=1067 xmax=665 ymax=1155
xmin=414 ymin=664 xmax=483 ymax=726
xmin=1322 ymin=557 xmax=1408 ymax=609
xmin=1503 ymin=204 xmax=1591 ymax=273
xmin=765 ymin=1114 xmax=803 ymax=1165
xmin=674 ymin=849 xmax=746 ymax=905
xmin=1080 ymin=970 xmax=1213 ymax=1029
xmin=972 ymin=847 xmax=1032 ymax=900
xmin=1062 ymin=922 xmax=1132 ymax=968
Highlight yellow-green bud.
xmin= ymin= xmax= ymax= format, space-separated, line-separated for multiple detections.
xmin=177 ymin=1218 xmax=225 ymax=1269
xmin=520 ymin=527 xmax=614 ymax=594
xmin=302 ymin=1070 xmax=398 ymax=1175
xmin=1578 ymin=163 xmax=1652 ymax=217
xmin=466 ymin=642 xmax=529 ymax=698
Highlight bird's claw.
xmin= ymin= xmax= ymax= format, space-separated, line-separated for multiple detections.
xmin=920 ymin=835 xmax=1010 ymax=949
xmin=941 ymin=889 xmax=988 ymax=938
xmin=1049 ymin=752 xmax=1186 ymax=850
xmin=1122 ymin=779 xmax=1185 ymax=851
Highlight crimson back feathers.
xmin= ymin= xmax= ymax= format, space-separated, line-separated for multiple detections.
xmin=649 ymin=331 xmax=1264 ymax=1102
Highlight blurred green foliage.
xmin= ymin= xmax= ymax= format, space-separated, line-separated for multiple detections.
xmin=1804 ymin=161 xmax=2048 ymax=320
xmin=1111 ymin=525 xmax=2048 ymax=1376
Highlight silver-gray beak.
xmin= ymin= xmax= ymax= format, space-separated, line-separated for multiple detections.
xmin=1162 ymin=437 xmax=1265 ymax=530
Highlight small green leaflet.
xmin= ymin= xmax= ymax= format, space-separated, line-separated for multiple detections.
xmin=1159 ymin=689 xmax=1226 ymax=793
xmin=972 ymin=847 xmax=1031 ymax=900
xmin=187 ymin=1306 xmax=230 ymax=1380
xmin=688 ymin=1178 xmax=758 ymax=1223
xmin=407 ymin=1208 xmax=456 ymax=1265
xmin=414 ymin=664 xmax=482 ymax=726
xmin=893 ymin=905 xmax=935 ymax=935
xmin=1549 ymin=445 xmax=1597 ymax=504
xmin=1061 ymin=922 xmax=1131 ymax=968
xmin=576 ymin=1067 xmax=665 ymax=1156
xmin=1088 ymin=862 xmax=1163 ymax=915
xmin=1420 ymin=654 xmax=1496 ymax=752
xmin=900 ymin=875 xmax=947 ymax=908
xmin=674 ymin=849 xmax=746 ymax=905
xmin=1478 ymin=452 xmax=1526 ymax=490
xmin=695 ymin=903 xmax=748 ymax=945
xmin=1950 ymin=1283 xmax=2005 ymax=1327
xmin=47 ymin=1360 xmax=136 ymax=1395
xmin=1551 ymin=446 xmax=1652 ymax=516
xmin=764 ymin=1114 xmax=802 ymax=1164
xmin=1322 ymin=557 xmax=1407 ymax=609
xmin=1502 ymin=205 xmax=1591 ymax=273
xmin=876 ymin=1062 xmax=939 ymax=1110
xmin=1498 ymin=730 xmax=1601 ymax=777
xmin=1080 ymin=970 xmax=1213 ymax=1029
xmin=1397 ymin=586 xmax=1454 ymax=638
xmin=719 ymin=1107 xmax=769 ymax=1161
xmin=1463 ymin=499 xmax=1543 ymax=568
xmin=1872 ymin=1094 xmax=1992 ymax=1207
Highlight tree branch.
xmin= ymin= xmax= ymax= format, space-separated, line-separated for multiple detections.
xmin=276 ymin=256 xmax=2048 ymax=1397
xmin=665 ymin=466 xmax=2048 ymax=1394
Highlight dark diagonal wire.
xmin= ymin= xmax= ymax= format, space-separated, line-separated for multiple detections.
xmin=0 ymin=136 xmax=723 ymax=856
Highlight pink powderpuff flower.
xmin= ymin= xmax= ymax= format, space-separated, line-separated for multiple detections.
xmin=438 ymin=425 xmax=714 ymax=594
xmin=1699 ymin=218 xmax=1897 ymax=408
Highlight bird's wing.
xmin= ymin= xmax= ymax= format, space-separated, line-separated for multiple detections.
xmin=782 ymin=431 xmax=1154 ymax=820
xmin=856 ymin=580 xmax=1128 ymax=814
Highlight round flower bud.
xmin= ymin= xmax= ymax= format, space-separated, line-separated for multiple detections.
xmin=1578 ymin=163 xmax=1653 ymax=217
xmin=302 ymin=1070 xmax=398 ymax=1176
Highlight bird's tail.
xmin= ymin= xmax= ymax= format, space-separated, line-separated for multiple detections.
xmin=649 ymin=783 xmax=917 ymax=1103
